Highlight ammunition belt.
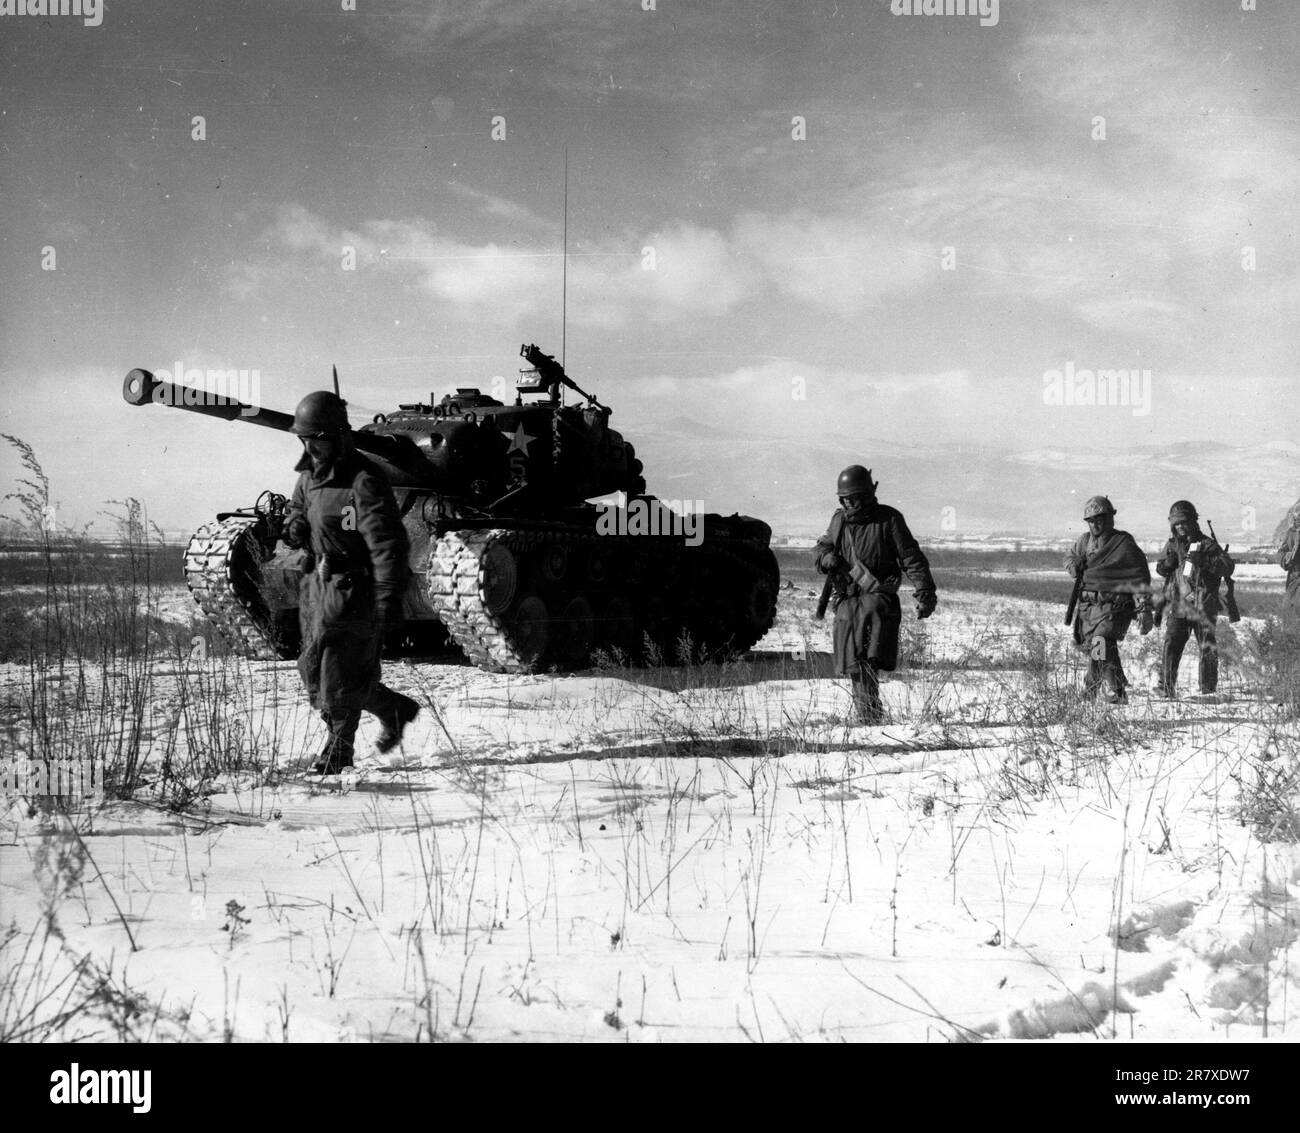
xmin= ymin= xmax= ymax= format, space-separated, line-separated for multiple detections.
xmin=1080 ymin=589 xmax=1135 ymax=603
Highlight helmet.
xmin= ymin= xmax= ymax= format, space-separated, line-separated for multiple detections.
xmin=1168 ymin=500 xmax=1198 ymax=524
xmin=291 ymin=391 xmax=350 ymax=436
xmin=1082 ymin=495 xmax=1115 ymax=521
xmin=837 ymin=465 xmax=876 ymax=497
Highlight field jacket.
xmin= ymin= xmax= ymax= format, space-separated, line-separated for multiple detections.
xmin=1154 ymin=528 xmax=1233 ymax=619
xmin=814 ymin=504 xmax=935 ymax=605
xmin=286 ymin=448 xmax=410 ymax=617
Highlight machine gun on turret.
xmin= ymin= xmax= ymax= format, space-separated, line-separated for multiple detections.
xmin=516 ymin=344 xmax=608 ymax=411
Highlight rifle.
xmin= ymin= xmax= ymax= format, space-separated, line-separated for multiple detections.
xmin=1206 ymin=520 xmax=1241 ymax=622
xmin=1064 ymin=555 xmax=1086 ymax=627
xmin=815 ymin=575 xmax=834 ymax=620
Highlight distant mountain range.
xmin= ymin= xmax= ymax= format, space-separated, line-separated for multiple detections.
xmin=631 ymin=419 xmax=1300 ymax=544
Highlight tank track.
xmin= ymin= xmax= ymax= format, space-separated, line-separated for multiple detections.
xmin=427 ymin=526 xmax=779 ymax=674
xmin=183 ymin=516 xmax=290 ymax=661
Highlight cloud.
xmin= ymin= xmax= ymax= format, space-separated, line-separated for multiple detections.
xmin=265 ymin=204 xmax=761 ymax=326
xmin=367 ymin=0 xmax=816 ymax=107
xmin=734 ymin=210 xmax=933 ymax=316
xmin=266 ymin=198 xmax=960 ymax=326
xmin=445 ymin=183 xmax=557 ymax=231
xmin=1002 ymin=1 xmax=1300 ymax=320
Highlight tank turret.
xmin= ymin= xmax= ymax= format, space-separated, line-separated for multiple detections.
xmin=123 ymin=346 xmax=645 ymax=511
xmin=122 ymin=345 xmax=777 ymax=672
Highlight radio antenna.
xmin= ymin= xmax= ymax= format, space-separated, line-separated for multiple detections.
xmin=332 ymin=364 xmax=341 ymax=398
xmin=561 ymin=146 xmax=568 ymax=370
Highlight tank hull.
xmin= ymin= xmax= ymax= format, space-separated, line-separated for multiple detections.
xmin=185 ymin=503 xmax=779 ymax=671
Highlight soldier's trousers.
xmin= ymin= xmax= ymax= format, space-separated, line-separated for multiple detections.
xmin=1074 ymin=600 xmax=1133 ymax=699
xmin=1081 ymin=644 xmax=1127 ymax=700
xmin=832 ymin=592 xmax=899 ymax=724
xmin=298 ymin=576 xmax=408 ymax=763
xmin=1160 ymin=615 xmax=1217 ymax=695
xmin=297 ymin=620 xmax=410 ymax=760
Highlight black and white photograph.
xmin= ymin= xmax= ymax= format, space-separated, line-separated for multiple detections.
xmin=1 ymin=0 xmax=1297 ymax=1075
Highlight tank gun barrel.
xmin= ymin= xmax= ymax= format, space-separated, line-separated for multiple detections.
xmin=122 ymin=369 xmax=296 ymax=431
xmin=122 ymin=367 xmax=440 ymax=488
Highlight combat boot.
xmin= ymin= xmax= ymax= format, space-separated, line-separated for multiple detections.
xmin=1199 ymin=648 xmax=1219 ymax=695
xmin=1102 ymin=665 xmax=1129 ymax=704
xmin=376 ymin=692 xmax=421 ymax=754
xmin=312 ymin=737 xmax=354 ymax=776
xmin=313 ymin=709 xmax=361 ymax=774
xmin=1081 ymin=660 xmax=1103 ymax=701
xmin=850 ymin=668 xmax=885 ymax=725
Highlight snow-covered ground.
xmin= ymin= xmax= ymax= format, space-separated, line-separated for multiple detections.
xmin=1 ymin=587 xmax=1297 ymax=1043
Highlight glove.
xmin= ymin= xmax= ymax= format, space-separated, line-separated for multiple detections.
xmin=1139 ymin=604 xmax=1154 ymax=636
xmin=282 ymin=515 xmax=310 ymax=550
xmin=818 ymin=549 xmax=846 ymax=575
xmin=915 ymin=591 xmax=937 ymax=620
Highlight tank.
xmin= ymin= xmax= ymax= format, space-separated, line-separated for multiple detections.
xmin=121 ymin=345 xmax=780 ymax=672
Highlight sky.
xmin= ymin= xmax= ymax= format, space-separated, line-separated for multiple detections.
xmin=1 ymin=0 xmax=1298 ymax=536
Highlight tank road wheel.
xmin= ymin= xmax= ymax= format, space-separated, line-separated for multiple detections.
xmin=554 ymin=596 xmax=596 ymax=665
xmin=480 ymin=541 xmax=518 ymax=614
xmin=538 ymin=542 xmax=569 ymax=585
xmin=508 ymin=595 xmax=550 ymax=668
xmin=426 ymin=527 xmax=781 ymax=674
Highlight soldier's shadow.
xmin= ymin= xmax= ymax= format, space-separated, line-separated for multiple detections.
xmin=581 ymin=649 xmax=838 ymax=691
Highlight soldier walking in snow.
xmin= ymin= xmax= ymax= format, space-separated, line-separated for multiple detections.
xmin=1154 ymin=500 xmax=1234 ymax=698
xmin=1064 ymin=495 xmax=1153 ymax=703
xmin=815 ymin=465 xmax=937 ymax=724
xmin=282 ymin=391 xmax=420 ymax=774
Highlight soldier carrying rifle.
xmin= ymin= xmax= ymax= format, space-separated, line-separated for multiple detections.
xmin=815 ymin=465 xmax=936 ymax=724
xmin=1154 ymin=500 xmax=1235 ymax=699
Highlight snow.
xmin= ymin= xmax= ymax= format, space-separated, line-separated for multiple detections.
xmin=1 ymin=588 xmax=1297 ymax=1044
